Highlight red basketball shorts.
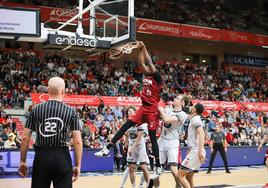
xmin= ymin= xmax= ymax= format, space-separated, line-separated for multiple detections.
xmin=128 ymin=105 xmax=159 ymax=130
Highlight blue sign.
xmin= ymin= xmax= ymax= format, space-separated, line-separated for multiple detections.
xmin=225 ymin=54 xmax=268 ymax=67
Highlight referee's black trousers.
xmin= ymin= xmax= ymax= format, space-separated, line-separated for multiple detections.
xmin=208 ymin=143 xmax=229 ymax=172
xmin=32 ymin=147 xmax=72 ymax=188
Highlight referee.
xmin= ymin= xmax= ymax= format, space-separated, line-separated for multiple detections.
xmin=207 ymin=124 xmax=231 ymax=174
xmin=18 ymin=77 xmax=83 ymax=188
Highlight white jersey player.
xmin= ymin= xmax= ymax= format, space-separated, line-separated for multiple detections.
xmin=120 ymin=107 xmax=150 ymax=188
xmin=257 ymin=119 xmax=268 ymax=188
xmin=155 ymin=95 xmax=188 ymax=188
xmin=127 ymin=123 xmax=149 ymax=165
xmin=179 ymin=103 xmax=206 ymax=188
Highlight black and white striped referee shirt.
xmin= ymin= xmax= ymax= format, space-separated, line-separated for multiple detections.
xmin=25 ymin=100 xmax=80 ymax=148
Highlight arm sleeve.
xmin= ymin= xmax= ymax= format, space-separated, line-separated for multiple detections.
xmin=70 ymin=109 xmax=81 ymax=131
xmin=25 ymin=111 xmax=35 ymax=131
xmin=152 ymin=72 xmax=162 ymax=85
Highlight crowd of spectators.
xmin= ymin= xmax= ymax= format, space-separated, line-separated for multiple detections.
xmin=5 ymin=0 xmax=268 ymax=34
xmin=1 ymin=49 xmax=267 ymax=110
xmin=135 ymin=0 xmax=267 ymax=34
xmin=0 ymin=49 xmax=268 ymax=171
xmin=0 ymin=108 xmax=21 ymax=149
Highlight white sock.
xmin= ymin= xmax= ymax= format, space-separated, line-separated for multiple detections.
xmin=139 ymin=173 xmax=145 ymax=187
xmin=120 ymin=167 xmax=129 ymax=188
xmin=132 ymin=184 xmax=136 ymax=188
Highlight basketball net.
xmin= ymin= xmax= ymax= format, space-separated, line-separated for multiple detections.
xmin=109 ymin=41 xmax=143 ymax=60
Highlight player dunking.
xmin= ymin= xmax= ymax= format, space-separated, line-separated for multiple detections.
xmin=95 ymin=42 xmax=163 ymax=177
xmin=154 ymin=95 xmax=188 ymax=188
xmin=257 ymin=117 xmax=268 ymax=188
xmin=178 ymin=103 xmax=206 ymax=188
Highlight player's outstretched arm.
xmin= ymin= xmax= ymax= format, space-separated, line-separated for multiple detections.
xmin=72 ymin=130 xmax=83 ymax=182
xmin=128 ymin=129 xmax=143 ymax=157
xmin=140 ymin=42 xmax=156 ymax=73
xmin=197 ymin=127 xmax=206 ymax=164
xmin=138 ymin=44 xmax=150 ymax=74
xmin=158 ymin=106 xmax=179 ymax=124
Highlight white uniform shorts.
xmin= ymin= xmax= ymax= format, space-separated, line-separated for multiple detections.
xmin=158 ymin=137 xmax=179 ymax=166
xmin=127 ymin=143 xmax=147 ymax=164
xmin=181 ymin=147 xmax=206 ymax=173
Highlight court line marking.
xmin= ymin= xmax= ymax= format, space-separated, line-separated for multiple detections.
xmin=226 ymin=184 xmax=263 ymax=188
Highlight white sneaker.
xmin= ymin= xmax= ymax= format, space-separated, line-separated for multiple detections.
xmin=94 ymin=146 xmax=110 ymax=157
xmin=151 ymin=166 xmax=163 ymax=179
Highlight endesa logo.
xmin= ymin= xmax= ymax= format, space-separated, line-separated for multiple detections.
xmin=49 ymin=34 xmax=97 ymax=48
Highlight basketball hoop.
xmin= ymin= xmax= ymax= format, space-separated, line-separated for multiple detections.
xmin=109 ymin=41 xmax=142 ymax=60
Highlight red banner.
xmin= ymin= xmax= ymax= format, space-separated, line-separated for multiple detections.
xmin=31 ymin=93 xmax=165 ymax=107
xmin=102 ymin=96 xmax=142 ymax=107
xmin=242 ymin=102 xmax=268 ymax=112
xmin=136 ymin=19 xmax=181 ymax=37
xmin=30 ymin=93 xmax=100 ymax=106
xmin=221 ymin=30 xmax=256 ymax=45
xmin=181 ymin=24 xmax=220 ymax=41
xmin=192 ymin=100 xmax=243 ymax=111
xmin=255 ymin=35 xmax=268 ymax=46
xmin=31 ymin=93 xmax=268 ymax=111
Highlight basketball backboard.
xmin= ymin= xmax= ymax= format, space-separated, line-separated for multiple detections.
xmin=43 ymin=0 xmax=136 ymax=55
xmin=1 ymin=0 xmax=136 ymax=56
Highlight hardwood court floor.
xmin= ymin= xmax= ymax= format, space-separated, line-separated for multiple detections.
xmin=0 ymin=167 xmax=267 ymax=188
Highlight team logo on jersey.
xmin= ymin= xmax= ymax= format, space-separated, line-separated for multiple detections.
xmin=164 ymin=123 xmax=172 ymax=128
xmin=39 ymin=117 xmax=64 ymax=137
xmin=129 ymin=132 xmax=137 ymax=139
xmin=143 ymin=78 xmax=153 ymax=85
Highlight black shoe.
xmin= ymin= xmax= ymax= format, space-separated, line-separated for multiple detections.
xmin=147 ymin=179 xmax=154 ymax=188
xmin=207 ymin=171 xmax=211 ymax=174
xmin=226 ymin=170 xmax=231 ymax=174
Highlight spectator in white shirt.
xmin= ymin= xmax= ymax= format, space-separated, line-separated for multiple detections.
xmin=58 ymin=64 xmax=66 ymax=75
xmin=47 ymin=60 xmax=54 ymax=70
xmin=4 ymin=134 xmax=16 ymax=149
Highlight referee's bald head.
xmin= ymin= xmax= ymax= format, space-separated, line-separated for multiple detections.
xmin=48 ymin=77 xmax=65 ymax=96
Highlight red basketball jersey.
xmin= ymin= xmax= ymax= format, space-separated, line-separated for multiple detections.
xmin=141 ymin=74 xmax=161 ymax=105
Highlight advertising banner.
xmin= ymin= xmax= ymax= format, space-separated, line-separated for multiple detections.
xmin=224 ymin=54 xmax=268 ymax=67
xmin=181 ymin=24 xmax=220 ymax=41
xmin=136 ymin=18 xmax=181 ymax=37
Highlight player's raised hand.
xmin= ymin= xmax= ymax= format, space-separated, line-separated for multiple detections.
xmin=139 ymin=41 xmax=145 ymax=47
xmin=18 ymin=162 xmax=28 ymax=178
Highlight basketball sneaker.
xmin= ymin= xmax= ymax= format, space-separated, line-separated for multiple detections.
xmin=151 ymin=166 xmax=163 ymax=179
xmin=94 ymin=146 xmax=110 ymax=157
